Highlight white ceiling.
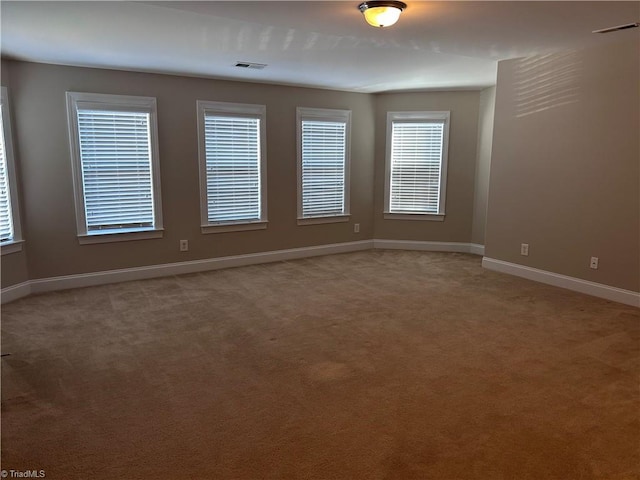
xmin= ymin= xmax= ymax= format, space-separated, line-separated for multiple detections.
xmin=1 ymin=1 xmax=638 ymax=93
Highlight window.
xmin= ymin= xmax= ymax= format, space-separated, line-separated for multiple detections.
xmin=384 ymin=111 xmax=450 ymax=221
xmin=197 ymin=101 xmax=267 ymax=233
xmin=66 ymin=92 xmax=163 ymax=244
xmin=296 ymin=107 xmax=350 ymax=225
xmin=0 ymin=86 xmax=23 ymax=254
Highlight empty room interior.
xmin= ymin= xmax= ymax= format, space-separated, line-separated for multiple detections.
xmin=1 ymin=1 xmax=639 ymax=478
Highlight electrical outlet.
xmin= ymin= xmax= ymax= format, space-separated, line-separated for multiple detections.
xmin=354 ymin=223 xmax=360 ymax=233
xmin=590 ymin=256 xmax=599 ymax=269
xmin=520 ymin=243 xmax=529 ymax=256
xmin=179 ymin=240 xmax=189 ymax=252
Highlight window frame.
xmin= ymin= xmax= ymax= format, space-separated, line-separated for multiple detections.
xmin=296 ymin=107 xmax=351 ymax=226
xmin=0 ymin=86 xmax=23 ymax=255
xmin=384 ymin=111 xmax=450 ymax=221
xmin=196 ymin=100 xmax=268 ymax=234
xmin=66 ymin=91 xmax=164 ymax=244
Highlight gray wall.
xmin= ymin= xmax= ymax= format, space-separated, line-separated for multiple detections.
xmin=1 ymin=61 xmax=376 ymax=281
xmin=471 ymin=86 xmax=495 ymax=245
xmin=1 ymin=244 xmax=28 ymax=289
xmin=485 ymin=39 xmax=640 ymax=292
xmin=9 ymin=41 xmax=635 ymax=296
xmin=373 ymin=91 xmax=480 ymax=242
xmin=2 ymin=61 xmax=487 ymax=287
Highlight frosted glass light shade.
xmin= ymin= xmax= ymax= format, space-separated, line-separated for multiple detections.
xmin=358 ymin=1 xmax=407 ymax=28
xmin=363 ymin=6 xmax=401 ymax=27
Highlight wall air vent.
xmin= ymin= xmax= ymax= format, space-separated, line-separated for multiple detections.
xmin=592 ymin=22 xmax=639 ymax=34
xmin=235 ymin=62 xmax=267 ymax=70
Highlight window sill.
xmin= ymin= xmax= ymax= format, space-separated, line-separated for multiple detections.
xmin=297 ymin=215 xmax=350 ymax=226
xmin=78 ymin=229 xmax=164 ymax=245
xmin=201 ymin=221 xmax=268 ymax=234
xmin=1 ymin=240 xmax=24 ymax=255
xmin=384 ymin=213 xmax=445 ymax=222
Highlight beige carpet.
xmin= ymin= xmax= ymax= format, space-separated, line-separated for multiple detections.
xmin=1 ymin=250 xmax=638 ymax=479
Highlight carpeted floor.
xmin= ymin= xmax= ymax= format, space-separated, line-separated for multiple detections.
xmin=1 ymin=250 xmax=638 ymax=479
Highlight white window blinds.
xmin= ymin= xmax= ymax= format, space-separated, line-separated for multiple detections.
xmin=203 ymin=115 xmax=261 ymax=223
xmin=296 ymin=107 xmax=350 ymax=224
xmin=77 ymin=109 xmax=155 ymax=232
xmin=389 ymin=120 xmax=446 ymax=214
xmin=0 ymin=105 xmax=13 ymax=243
xmin=301 ymin=120 xmax=347 ymax=218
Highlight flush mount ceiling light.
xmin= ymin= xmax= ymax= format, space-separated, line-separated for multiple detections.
xmin=358 ymin=1 xmax=407 ymax=28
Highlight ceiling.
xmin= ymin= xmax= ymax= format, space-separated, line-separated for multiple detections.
xmin=1 ymin=1 xmax=638 ymax=93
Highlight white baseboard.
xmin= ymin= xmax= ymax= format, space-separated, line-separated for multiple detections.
xmin=11 ymin=242 xmax=636 ymax=308
xmin=0 ymin=281 xmax=32 ymax=304
xmin=482 ymin=257 xmax=640 ymax=308
xmin=0 ymin=239 xmax=485 ymax=304
xmin=468 ymin=244 xmax=485 ymax=256
xmin=1 ymin=240 xmax=373 ymax=303
xmin=374 ymin=239 xmax=485 ymax=256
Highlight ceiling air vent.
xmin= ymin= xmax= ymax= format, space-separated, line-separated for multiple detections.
xmin=235 ymin=61 xmax=267 ymax=70
xmin=592 ymin=22 xmax=639 ymax=34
